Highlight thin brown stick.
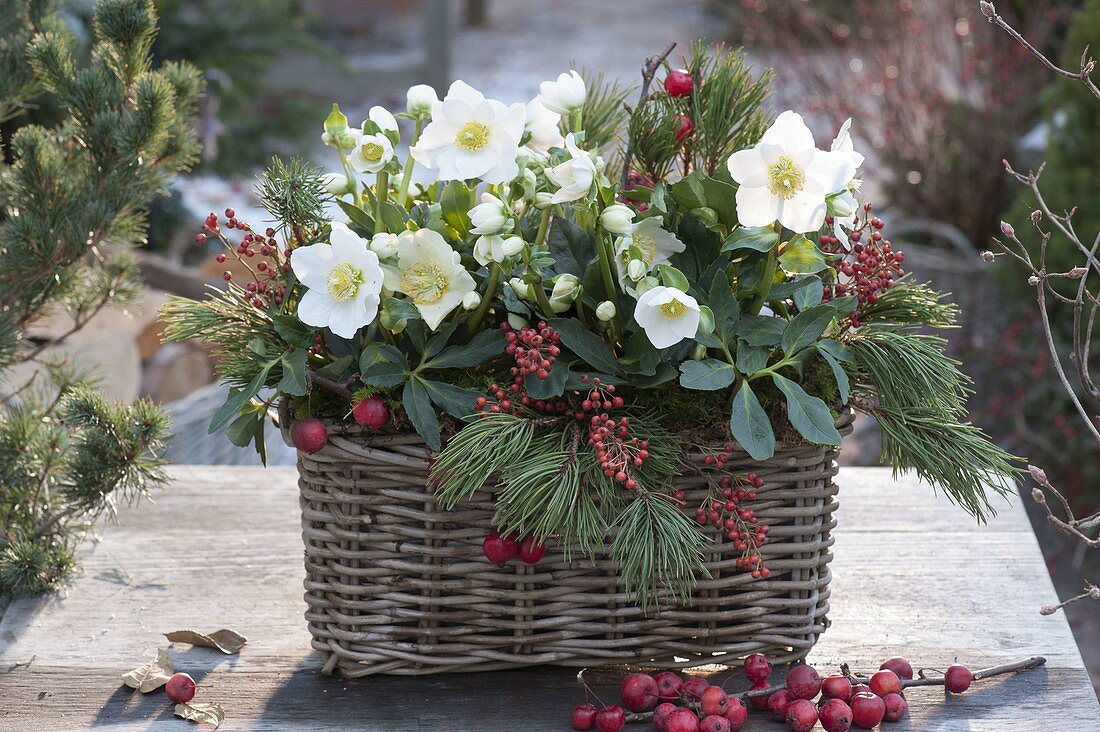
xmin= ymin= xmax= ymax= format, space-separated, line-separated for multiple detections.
xmin=619 ymin=42 xmax=677 ymax=190
xmin=306 ymin=371 xmax=355 ymax=400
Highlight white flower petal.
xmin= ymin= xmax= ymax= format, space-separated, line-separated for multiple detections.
xmin=297 ymin=288 xmax=336 ymax=329
xmin=777 ymin=183 xmax=828 ymax=233
xmin=368 ymin=105 xmax=398 ymax=133
xmin=734 ymin=185 xmax=781 ymax=228
xmin=807 ymin=149 xmax=858 ymax=195
xmin=327 ymin=296 xmax=377 ymax=339
xmin=290 ymin=244 xmax=334 ymax=290
xmin=761 ymin=110 xmax=816 ymax=156
xmin=444 ymin=80 xmax=485 ymax=107
xmin=726 ymin=147 xmax=767 ymax=187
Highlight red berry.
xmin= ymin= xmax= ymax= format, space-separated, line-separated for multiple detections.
xmin=165 ymin=672 xmax=196 ymax=704
xmin=744 ymin=653 xmax=770 ymax=684
xmin=620 ymin=673 xmax=660 ymax=712
xmin=850 ymin=683 xmax=872 ymax=697
xmin=665 ymin=708 xmax=701 ymax=732
xmin=700 ymin=715 xmax=730 ymax=732
xmin=653 ymin=702 xmax=678 ymax=731
xmin=290 ymin=418 xmax=327 ymax=453
xmin=352 ymin=395 xmax=388 ymax=429
xmin=850 ymin=692 xmax=886 ymax=729
xmin=767 ymin=688 xmax=792 ymax=722
xmin=785 ymin=664 xmax=821 ymax=700
xmin=482 ymin=531 xmax=518 ymax=564
xmin=869 ymin=669 xmax=902 ymax=698
xmin=595 ymin=705 xmax=626 ymax=732
xmin=785 ymin=698 xmax=818 ymax=732
xmin=571 ymin=703 xmax=598 ymax=731
xmin=653 ymin=671 xmax=683 ymax=700
xmin=676 ymin=114 xmax=694 ymax=141
xmin=945 ymin=664 xmax=972 ymax=693
xmin=819 ymin=698 xmax=853 ymax=732
xmin=682 ymin=677 xmax=709 ymax=703
xmin=880 ymin=657 xmax=913 ymax=681
xmin=822 ymin=674 xmax=853 ymax=701
xmin=748 ymin=680 xmax=771 ymax=710
xmin=700 ymin=686 xmax=728 ymax=716
xmin=517 ymin=535 xmax=546 ymax=564
xmin=664 ymin=68 xmax=694 ymax=97
xmin=882 ymin=692 xmax=908 ymax=722
xmin=722 ymin=696 xmax=748 ymax=731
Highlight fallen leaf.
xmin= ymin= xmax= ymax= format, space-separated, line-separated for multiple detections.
xmin=174 ymin=702 xmax=226 ymax=728
xmin=120 ymin=648 xmax=174 ymax=693
xmin=165 ymin=629 xmax=247 ymax=654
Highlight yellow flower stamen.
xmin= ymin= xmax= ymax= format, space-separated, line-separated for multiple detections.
xmin=359 ymin=142 xmax=385 ymax=163
xmin=632 ymin=232 xmax=656 ymax=263
xmin=402 ymin=262 xmax=449 ymax=304
xmin=454 ymin=122 xmax=491 ymax=152
xmin=660 ymin=299 xmax=686 ymax=318
xmin=326 ymin=262 xmax=364 ymax=302
xmin=767 ymin=155 xmax=806 ymax=200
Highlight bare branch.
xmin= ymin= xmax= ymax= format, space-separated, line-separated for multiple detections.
xmin=619 ymin=42 xmax=677 ymax=190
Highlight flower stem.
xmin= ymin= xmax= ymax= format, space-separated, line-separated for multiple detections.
xmin=468 ymin=262 xmax=502 ymax=332
xmin=336 ymin=146 xmax=361 ymax=208
xmin=594 ymin=227 xmax=623 ymax=338
xmin=395 ymin=119 xmax=424 ymax=208
xmin=534 ymin=208 xmax=552 ymax=250
xmin=570 ymin=108 xmax=582 ymax=134
xmin=375 ymin=171 xmax=389 ymax=230
xmin=748 ymin=223 xmax=782 ymax=315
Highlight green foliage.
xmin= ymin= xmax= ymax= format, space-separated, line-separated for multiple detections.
xmin=580 ymin=70 xmax=632 ymax=152
xmin=0 ymin=0 xmax=197 ymax=595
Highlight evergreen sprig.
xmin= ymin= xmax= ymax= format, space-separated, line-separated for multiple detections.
xmin=579 ymin=70 xmax=633 ymax=152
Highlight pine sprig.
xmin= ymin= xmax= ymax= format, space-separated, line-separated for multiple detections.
xmin=431 ymin=413 xmax=538 ymax=509
xmin=580 ymin=70 xmax=633 ymax=152
xmin=858 ymin=280 xmax=959 ymax=329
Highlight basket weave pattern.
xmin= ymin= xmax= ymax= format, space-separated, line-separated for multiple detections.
xmin=290 ymin=414 xmax=851 ymax=677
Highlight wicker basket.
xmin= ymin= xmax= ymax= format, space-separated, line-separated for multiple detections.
xmin=285 ymin=410 xmax=852 ymax=677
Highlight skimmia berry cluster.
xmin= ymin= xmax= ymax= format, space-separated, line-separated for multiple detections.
xmin=199 ymin=208 xmax=291 ymax=311
xmin=821 ymin=203 xmax=906 ymax=329
xmin=694 ymin=468 xmax=770 ymax=578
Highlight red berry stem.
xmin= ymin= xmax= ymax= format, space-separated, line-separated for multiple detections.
xmin=840 ymin=656 xmax=1046 ymax=690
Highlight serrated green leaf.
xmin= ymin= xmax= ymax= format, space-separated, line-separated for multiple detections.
xmin=277 ymin=349 xmax=309 ymax=396
xmin=730 ymin=380 xmax=775 ymax=460
xmin=779 ymin=235 xmax=828 ymax=273
xmin=359 ymin=344 xmax=408 ymax=387
xmin=737 ymin=314 xmax=786 ymax=347
xmin=708 ymin=271 xmax=740 ymax=342
xmin=679 ymin=359 xmax=736 ymax=390
xmin=735 ymin=343 xmax=772 ymax=374
xmin=619 ymin=330 xmax=661 ymax=376
xmin=547 ymin=218 xmax=597 ymax=277
xmin=792 ymin=278 xmax=824 ymax=310
xmin=818 ymin=338 xmax=855 ymax=363
xmin=771 ymin=373 xmax=842 ymax=445
xmin=272 ymin=314 xmax=315 ymax=349
xmin=781 ymin=305 xmax=835 ymax=356
xmin=523 ymin=358 xmax=569 ymax=398
xmin=404 ymin=378 xmax=441 ymax=450
xmin=427 ymin=328 xmax=506 ymax=369
xmin=550 ymin=317 xmax=621 ymax=374
xmin=421 ymin=379 xmax=481 ymax=419
xmin=722 ymin=226 xmax=779 ymax=253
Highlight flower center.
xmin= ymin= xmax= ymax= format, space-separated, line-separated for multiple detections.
xmin=454 ymin=122 xmax=491 ymax=152
xmin=402 ymin=262 xmax=449 ymax=304
xmin=326 ymin=262 xmax=364 ymax=302
xmin=767 ymin=156 xmax=806 ymax=199
xmin=360 ymin=142 xmax=385 ymax=163
xmin=660 ymin=299 xmax=686 ymax=318
xmin=632 ymin=233 xmax=656 ymax=263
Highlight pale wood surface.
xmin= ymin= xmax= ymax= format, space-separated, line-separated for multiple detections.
xmin=0 ymin=467 xmax=1096 ymax=730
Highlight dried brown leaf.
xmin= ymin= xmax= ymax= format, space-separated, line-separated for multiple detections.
xmin=120 ymin=648 xmax=174 ymax=693
xmin=165 ymin=629 xmax=247 ymax=654
xmin=174 ymin=702 xmax=226 ymax=728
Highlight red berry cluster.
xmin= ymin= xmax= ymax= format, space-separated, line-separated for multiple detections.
xmin=199 ymin=208 xmax=290 ymax=310
xmin=482 ymin=530 xmax=545 ymax=565
xmin=820 ymin=203 xmax=906 ymax=329
xmin=694 ymin=463 xmax=770 ymax=578
xmin=475 ymin=322 xmax=570 ymax=416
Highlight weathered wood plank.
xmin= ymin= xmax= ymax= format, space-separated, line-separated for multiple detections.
xmin=0 ymin=466 xmax=1096 ymax=730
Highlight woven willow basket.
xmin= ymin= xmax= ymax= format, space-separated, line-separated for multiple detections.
xmin=283 ymin=409 xmax=853 ymax=677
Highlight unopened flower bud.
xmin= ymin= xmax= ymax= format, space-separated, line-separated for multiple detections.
xmin=1066 ymin=267 xmax=1088 ymax=280
xmin=1027 ymin=275 xmax=1041 ymax=286
xmin=595 ymin=300 xmax=616 ymax=322
xmin=508 ymin=277 xmax=532 ymax=302
xmin=549 ymin=274 xmax=580 ymax=312
xmin=321 ymin=172 xmax=350 ymax=196
xmin=406 ymin=84 xmax=438 ymax=119
xmin=980 ymin=250 xmax=995 ymax=263
xmin=1089 ymin=586 xmax=1100 ymax=600
xmin=501 ymin=236 xmax=526 ymax=258
xmin=627 ymin=258 xmax=648 ymax=281
xmin=462 ymin=291 xmax=481 ymax=311
xmin=980 ymin=1 xmax=996 ymax=18
xmin=1030 ymin=210 xmax=1042 ymax=224
xmin=1031 ymin=487 xmax=1046 ymax=504
xmin=1039 ymin=604 xmax=1057 ymax=616
xmin=691 ymin=344 xmax=707 ymax=361
xmin=1000 ymin=221 xmax=1014 ymax=238
xmin=600 ymin=203 xmax=634 ymax=235
xmin=1028 ymin=464 xmax=1048 ymax=485
xmin=369 ymin=232 xmax=399 ymax=259
xmin=533 ymin=192 xmax=554 ymax=210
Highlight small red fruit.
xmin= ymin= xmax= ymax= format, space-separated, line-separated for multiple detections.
xmin=620 ymin=672 xmax=660 ymax=712
xmin=700 ymin=715 xmax=730 ymax=732
xmin=723 ymin=696 xmax=748 ymax=731
xmin=879 ymin=657 xmax=914 ymax=680
xmin=653 ymin=702 xmax=678 ymax=731
xmin=748 ymin=680 xmax=771 ymax=710
xmin=654 ymin=671 xmax=683 ymax=700
xmin=676 ymin=114 xmax=694 ymax=142
xmin=785 ymin=698 xmax=818 ymax=732
xmin=819 ymin=698 xmax=853 ymax=732
xmin=850 ymin=692 xmax=886 ymax=729
xmin=785 ymin=664 xmax=822 ymax=700
xmin=767 ymin=688 xmax=792 ymax=722
xmin=665 ymin=708 xmax=701 ymax=732
xmin=571 ymin=703 xmax=598 ymax=731
xmin=165 ymin=672 xmax=196 ymax=704
xmin=850 ymin=683 xmax=872 ymax=697
xmin=290 ymin=418 xmax=327 ymax=453
xmin=744 ymin=653 xmax=770 ymax=684
xmin=664 ymin=68 xmax=694 ymax=97
xmin=700 ymin=686 xmax=729 ymax=716
xmin=482 ymin=531 xmax=518 ymax=564
xmin=682 ymin=677 xmax=709 ymax=703
xmin=883 ymin=692 xmax=908 ymax=721
xmin=822 ymin=674 xmax=853 ymax=701
xmin=352 ymin=395 xmax=388 ymax=429
xmin=945 ymin=664 xmax=972 ymax=693
xmin=595 ymin=704 xmax=626 ymax=732
xmin=869 ymin=669 xmax=902 ymax=698
xmin=517 ymin=535 xmax=546 ymax=564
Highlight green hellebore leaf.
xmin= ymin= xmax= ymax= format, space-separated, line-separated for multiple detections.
xmin=722 ymin=226 xmax=779 ymax=254
xmin=730 ymin=380 xmax=776 ymax=460
xmin=770 ymin=373 xmax=842 ymax=445
xmin=679 ymin=359 xmax=736 ymax=391
xmin=779 ymin=235 xmax=828 ymax=273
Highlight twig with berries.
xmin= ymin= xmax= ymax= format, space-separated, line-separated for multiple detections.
xmin=821 ymin=203 xmax=906 ymax=330
xmin=200 ymin=208 xmax=291 ymax=312
xmin=620 ymin=41 xmax=678 ymax=190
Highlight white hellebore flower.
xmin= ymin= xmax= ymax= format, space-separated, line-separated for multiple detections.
xmin=726 ymin=110 xmax=857 ymax=234
xmin=462 ymin=290 xmax=482 ymax=310
xmin=291 ymin=222 xmax=383 ymax=339
xmin=351 ymin=131 xmax=394 ymax=174
xmin=546 ymin=133 xmax=596 ymax=203
xmin=827 ymin=118 xmax=865 ymax=239
xmin=367 ymin=105 xmax=399 ymax=135
xmin=600 ymin=203 xmax=634 ymax=235
xmin=549 ymin=274 xmax=580 ymax=312
xmin=321 ymin=172 xmax=349 ymax=196
xmin=383 ymin=228 xmax=476 ymax=330
xmin=524 ymin=98 xmax=564 ymax=155
xmin=615 ymin=217 xmax=686 ymax=283
xmin=409 ymin=80 xmax=526 ymax=184
xmin=595 ymin=300 xmax=616 ymax=322
xmin=634 ymin=286 xmax=701 ymax=350
xmin=537 ymin=70 xmax=586 ymax=115
xmin=469 ymin=192 xmax=511 ymax=235
xmin=406 ymin=84 xmax=439 ymax=119
xmin=474 ymin=234 xmax=525 ymax=266
xmin=369 ymin=232 xmax=399 ymax=259
xmin=508 ymin=277 xmax=533 ymax=302
xmin=501 ymin=235 xmax=525 ymax=258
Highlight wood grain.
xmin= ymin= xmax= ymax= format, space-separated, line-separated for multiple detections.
xmin=0 ymin=466 xmax=1096 ymax=730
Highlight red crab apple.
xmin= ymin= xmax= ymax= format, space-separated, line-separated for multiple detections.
xmin=945 ymin=665 xmax=972 ymax=693
xmin=819 ymin=698 xmax=853 ymax=732
xmin=482 ymin=531 xmax=518 ymax=564
xmin=517 ymin=535 xmax=546 ymax=564
xmin=682 ymin=677 xmax=709 ymax=703
xmin=165 ymin=672 xmax=196 ymax=704
xmin=620 ymin=673 xmax=660 ymax=712
xmin=879 ymin=657 xmax=914 ymax=680
xmin=700 ymin=686 xmax=729 ymax=716
xmin=850 ymin=683 xmax=872 ymax=697
xmin=821 ymin=674 xmax=853 ymax=701
xmin=785 ymin=698 xmax=818 ymax=732
xmin=767 ymin=688 xmax=792 ymax=722
xmin=571 ymin=703 xmax=598 ymax=731
xmin=883 ymin=692 xmax=908 ymax=721
xmin=290 ymin=418 xmax=327 ymax=453
xmin=786 ymin=664 xmax=822 ymax=700
xmin=653 ymin=671 xmax=683 ymax=700
xmin=723 ymin=696 xmax=748 ymax=731
xmin=850 ymin=692 xmax=886 ymax=729
xmin=595 ymin=705 xmax=626 ymax=732
xmin=869 ymin=669 xmax=902 ymax=698
xmin=748 ymin=680 xmax=771 ymax=710
xmin=665 ymin=708 xmax=701 ymax=732
xmin=653 ymin=702 xmax=678 ymax=731
xmin=744 ymin=653 xmax=770 ymax=684
xmin=700 ymin=715 xmax=730 ymax=732
xmin=352 ymin=395 xmax=387 ymax=428
xmin=664 ymin=68 xmax=694 ymax=97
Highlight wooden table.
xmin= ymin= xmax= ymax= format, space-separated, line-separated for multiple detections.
xmin=1 ymin=467 xmax=1097 ymax=730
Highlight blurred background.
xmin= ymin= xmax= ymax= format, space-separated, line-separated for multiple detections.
xmin=22 ymin=0 xmax=1096 ymax=694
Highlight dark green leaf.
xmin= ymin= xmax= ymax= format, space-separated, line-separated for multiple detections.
xmin=735 ymin=343 xmax=772 ymax=374
xmin=708 ymin=272 xmax=740 ymax=341
xmin=631 ymin=361 xmax=678 ymax=388
xmin=779 ymin=235 xmax=828 ymax=273
xmin=547 ymin=218 xmax=598 ymax=277
xmin=722 ymin=226 xmax=779 ymax=253
xmin=818 ymin=348 xmax=850 ymax=403
xmin=337 ymin=199 xmax=374 ymax=232
xmin=550 ymin=318 xmax=621 ymax=374
xmin=792 ymin=278 xmax=824 ymax=310
xmin=427 ymin=328 xmax=506 ymax=369
xmin=440 ymin=181 xmax=472 ymax=237
xmin=730 ymin=380 xmax=775 ymax=460
xmin=422 ymin=379 xmax=481 ymax=419
xmin=826 ymin=295 xmax=858 ymax=316
xmin=699 ymin=176 xmax=738 ymax=227
xmin=679 ymin=359 xmax=736 ymax=391
xmin=379 ymin=201 xmax=407 ymax=233
xmin=737 ymin=314 xmax=786 ymax=347
xmin=781 ymin=305 xmax=835 ymax=356
xmin=359 ymin=344 xmax=408 ymax=387
xmin=669 ymin=172 xmax=707 ymax=210
xmin=403 ymin=378 xmax=441 ymax=451
xmin=770 ymin=373 xmax=842 ymax=445
xmin=277 ymin=349 xmax=309 ymax=396
xmin=818 ymin=338 xmax=855 ymax=363
xmin=619 ymin=330 xmax=661 ymax=376
xmin=380 ymin=296 xmax=420 ymax=332
xmin=424 ymin=323 xmax=459 ymax=360
xmin=316 ymin=354 xmax=355 ymax=379
xmin=209 ymin=364 xmax=271 ymax=433
xmin=272 ymin=315 xmax=314 ymax=349
xmin=657 ymin=264 xmax=689 ymax=291
xmin=523 ymin=358 xmax=569 ymax=398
